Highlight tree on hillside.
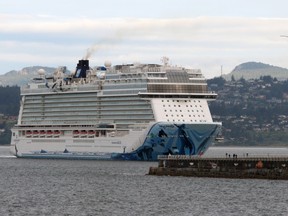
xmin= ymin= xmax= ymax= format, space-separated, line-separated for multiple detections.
xmin=0 ymin=86 xmax=20 ymax=115
xmin=207 ymin=77 xmax=226 ymax=88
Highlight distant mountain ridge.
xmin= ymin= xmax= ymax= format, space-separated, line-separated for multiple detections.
xmin=0 ymin=66 xmax=56 ymax=86
xmin=223 ymin=62 xmax=288 ymax=80
xmin=1 ymin=61 xmax=288 ymax=86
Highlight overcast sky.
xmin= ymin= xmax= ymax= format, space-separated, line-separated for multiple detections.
xmin=1 ymin=0 xmax=288 ymax=78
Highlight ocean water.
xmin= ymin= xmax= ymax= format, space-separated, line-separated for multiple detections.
xmin=0 ymin=146 xmax=288 ymax=216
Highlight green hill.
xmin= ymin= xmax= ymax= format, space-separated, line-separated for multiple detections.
xmin=223 ymin=62 xmax=288 ymax=80
xmin=0 ymin=66 xmax=56 ymax=86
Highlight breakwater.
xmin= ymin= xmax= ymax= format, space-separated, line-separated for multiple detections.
xmin=149 ymin=155 xmax=288 ymax=180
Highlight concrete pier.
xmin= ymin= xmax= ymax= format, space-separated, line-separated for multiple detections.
xmin=148 ymin=155 xmax=288 ymax=180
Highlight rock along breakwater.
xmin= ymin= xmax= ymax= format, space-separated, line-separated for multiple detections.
xmin=148 ymin=155 xmax=288 ymax=180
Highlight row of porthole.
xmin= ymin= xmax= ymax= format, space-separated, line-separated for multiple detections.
xmin=164 ymin=109 xmax=204 ymax=113
xmin=161 ymin=100 xmax=201 ymax=103
xmin=162 ymin=104 xmax=202 ymax=108
xmin=167 ymin=119 xmax=207 ymax=122
xmin=166 ymin=114 xmax=205 ymax=118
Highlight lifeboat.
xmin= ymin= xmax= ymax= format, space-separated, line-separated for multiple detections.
xmin=26 ymin=131 xmax=32 ymax=137
xmin=47 ymin=130 xmax=53 ymax=136
xmin=88 ymin=130 xmax=95 ymax=137
xmin=54 ymin=130 xmax=61 ymax=137
xmin=32 ymin=131 xmax=39 ymax=137
xmin=73 ymin=130 xmax=80 ymax=137
xmin=39 ymin=130 xmax=46 ymax=137
xmin=80 ymin=130 xmax=87 ymax=137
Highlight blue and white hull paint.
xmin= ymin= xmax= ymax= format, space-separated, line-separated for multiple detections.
xmin=11 ymin=122 xmax=221 ymax=161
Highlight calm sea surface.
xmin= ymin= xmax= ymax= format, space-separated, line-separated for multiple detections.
xmin=0 ymin=146 xmax=288 ymax=216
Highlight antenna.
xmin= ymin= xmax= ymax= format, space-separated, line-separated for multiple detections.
xmin=161 ymin=56 xmax=169 ymax=66
xmin=221 ymin=65 xmax=223 ymax=77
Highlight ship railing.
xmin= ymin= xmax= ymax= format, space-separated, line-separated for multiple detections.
xmin=21 ymin=85 xmax=100 ymax=94
xmin=158 ymin=154 xmax=288 ymax=160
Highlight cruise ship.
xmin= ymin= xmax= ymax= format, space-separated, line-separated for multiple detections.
xmin=10 ymin=57 xmax=221 ymax=160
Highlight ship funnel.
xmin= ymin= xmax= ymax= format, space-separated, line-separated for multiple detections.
xmin=73 ymin=60 xmax=89 ymax=78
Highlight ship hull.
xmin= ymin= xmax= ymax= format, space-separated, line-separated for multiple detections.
xmin=11 ymin=122 xmax=221 ymax=161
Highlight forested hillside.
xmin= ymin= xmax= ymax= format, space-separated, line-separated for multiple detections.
xmin=0 ymin=86 xmax=20 ymax=144
xmin=0 ymin=86 xmax=20 ymax=115
xmin=208 ymin=76 xmax=288 ymax=146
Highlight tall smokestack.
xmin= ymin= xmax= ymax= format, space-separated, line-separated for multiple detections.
xmin=73 ymin=60 xmax=89 ymax=78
